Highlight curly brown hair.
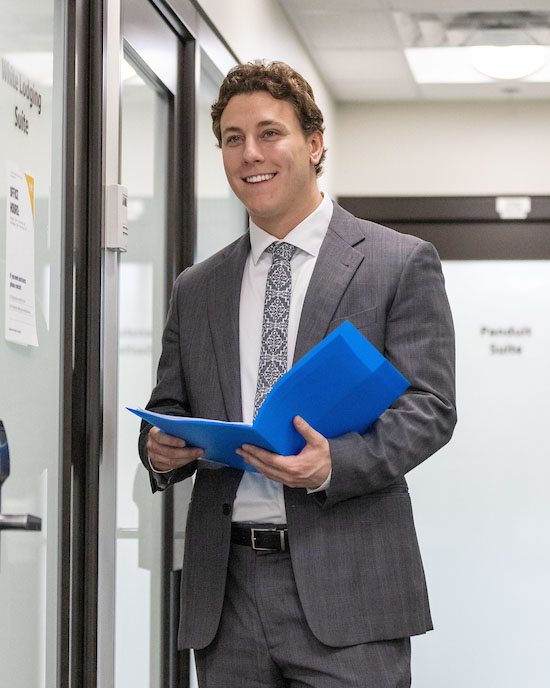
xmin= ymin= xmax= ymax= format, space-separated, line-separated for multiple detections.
xmin=211 ymin=61 xmax=327 ymax=176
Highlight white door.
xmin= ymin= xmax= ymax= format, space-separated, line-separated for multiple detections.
xmin=98 ymin=1 xmax=189 ymax=685
xmin=113 ymin=36 xmax=173 ymax=688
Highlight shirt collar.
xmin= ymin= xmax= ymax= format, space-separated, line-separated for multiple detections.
xmin=249 ymin=193 xmax=334 ymax=265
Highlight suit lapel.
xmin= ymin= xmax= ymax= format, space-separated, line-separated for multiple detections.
xmin=294 ymin=203 xmax=366 ymax=363
xmin=208 ymin=234 xmax=250 ymax=422
xmin=207 ymin=204 xmax=365 ymax=415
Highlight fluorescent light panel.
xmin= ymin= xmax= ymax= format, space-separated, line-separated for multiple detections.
xmin=406 ymin=45 xmax=550 ymax=83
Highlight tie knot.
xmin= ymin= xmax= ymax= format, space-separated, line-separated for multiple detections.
xmin=267 ymin=241 xmax=296 ymax=263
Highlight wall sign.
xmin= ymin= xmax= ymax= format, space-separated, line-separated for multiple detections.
xmin=1 ymin=57 xmax=43 ymax=136
xmin=480 ymin=325 xmax=531 ymax=355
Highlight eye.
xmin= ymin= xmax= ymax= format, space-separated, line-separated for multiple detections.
xmin=262 ymin=130 xmax=278 ymax=139
xmin=224 ymin=134 xmax=242 ymax=146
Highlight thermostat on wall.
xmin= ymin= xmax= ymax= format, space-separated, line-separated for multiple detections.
xmin=104 ymin=184 xmax=128 ymax=251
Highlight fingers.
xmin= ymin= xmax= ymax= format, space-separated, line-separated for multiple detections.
xmin=150 ymin=426 xmax=187 ymax=448
xmin=237 ymin=420 xmax=331 ymax=490
xmin=147 ymin=427 xmax=203 ymax=472
xmin=293 ymin=416 xmax=324 ymax=446
xmin=237 ymin=445 xmax=287 ymax=483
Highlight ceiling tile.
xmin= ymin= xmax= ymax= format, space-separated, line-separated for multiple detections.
xmin=280 ymin=0 xmax=550 ymax=102
xmin=313 ymin=48 xmax=413 ymax=83
xmin=293 ymin=11 xmax=401 ymax=50
xmin=281 ymin=0 xmax=387 ymax=14
xmin=333 ymin=80 xmax=420 ymax=101
xmin=388 ymin=0 xmax=550 ymax=12
xmin=419 ymin=81 xmax=550 ymax=99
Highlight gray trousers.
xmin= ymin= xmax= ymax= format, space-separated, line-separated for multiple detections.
xmin=194 ymin=544 xmax=411 ymax=688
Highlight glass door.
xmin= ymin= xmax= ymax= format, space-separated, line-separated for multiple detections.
xmin=99 ymin=0 xmax=193 ymax=686
xmin=0 ymin=1 xmax=66 ymax=686
xmin=114 ymin=49 xmax=169 ymax=687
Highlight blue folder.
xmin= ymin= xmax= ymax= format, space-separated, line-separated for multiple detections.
xmin=128 ymin=321 xmax=409 ymax=472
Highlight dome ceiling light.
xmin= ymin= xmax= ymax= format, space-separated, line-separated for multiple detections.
xmin=400 ymin=11 xmax=550 ymax=84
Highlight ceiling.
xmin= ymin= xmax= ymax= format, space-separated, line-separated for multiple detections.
xmin=279 ymin=0 xmax=550 ymax=102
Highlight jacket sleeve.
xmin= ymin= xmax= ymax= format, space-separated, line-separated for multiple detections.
xmin=138 ymin=273 xmax=198 ymax=493
xmin=323 ymin=240 xmax=456 ymax=508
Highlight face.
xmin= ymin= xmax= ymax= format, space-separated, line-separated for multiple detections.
xmin=219 ymin=91 xmax=324 ymax=237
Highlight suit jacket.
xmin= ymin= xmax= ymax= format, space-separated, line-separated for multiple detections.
xmin=139 ymin=202 xmax=456 ymax=650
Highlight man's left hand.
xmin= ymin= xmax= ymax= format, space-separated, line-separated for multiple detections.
xmin=236 ymin=416 xmax=331 ymax=490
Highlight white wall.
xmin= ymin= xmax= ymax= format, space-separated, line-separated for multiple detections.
xmin=409 ymin=261 xmax=550 ymax=686
xmin=335 ymin=100 xmax=550 ymax=197
xmin=196 ymin=0 xmax=336 ymax=196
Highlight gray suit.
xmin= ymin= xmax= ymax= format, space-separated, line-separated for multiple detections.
xmin=139 ymin=202 xmax=456 ymax=651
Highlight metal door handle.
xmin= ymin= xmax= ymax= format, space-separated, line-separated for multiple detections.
xmin=0 ymin=420 xmax=42 ymax=532
xmin=0 ymin=513 xmax=42 ymax=531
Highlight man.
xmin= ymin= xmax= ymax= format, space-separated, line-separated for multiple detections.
xmin=140 ymin=61 xmax=456 ymax=687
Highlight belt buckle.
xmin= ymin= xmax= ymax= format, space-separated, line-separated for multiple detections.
xmin=250 ymin=527 xmax=286 ymax=552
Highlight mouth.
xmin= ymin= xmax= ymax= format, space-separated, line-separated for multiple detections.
xmin=243 ymin=173 xmax=276 ymax=184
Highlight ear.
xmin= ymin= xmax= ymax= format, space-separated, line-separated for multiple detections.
xmin=309 ymin=130 xmax=324 ymax=166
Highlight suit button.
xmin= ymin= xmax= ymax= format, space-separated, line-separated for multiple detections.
xmin=222 ymin=503 xmax=231 ymax=516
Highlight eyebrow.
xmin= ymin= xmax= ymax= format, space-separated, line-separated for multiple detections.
xmin=221 ymin=126 xmax=242 ymax=137
xmin=257 ymin=119 xmax=284 ymax=128
xmin=221 ymin=119 xmax=287 ymax=136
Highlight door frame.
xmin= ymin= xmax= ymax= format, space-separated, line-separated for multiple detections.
xmin=60 ymin=1 xmax=103 ymax=686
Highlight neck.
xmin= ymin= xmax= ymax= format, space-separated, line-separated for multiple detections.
xmin=251 ymin=190 xmax=323 ymax=240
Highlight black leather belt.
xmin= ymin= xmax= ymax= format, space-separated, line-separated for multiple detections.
xmin=231 ymin=524 xmax=289 ymax=552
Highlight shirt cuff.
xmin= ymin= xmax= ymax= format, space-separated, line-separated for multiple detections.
xmin=148 ymin=455 xmax=174 ymax=475
xmin=307 ymin=469 xmax=332 ymax=494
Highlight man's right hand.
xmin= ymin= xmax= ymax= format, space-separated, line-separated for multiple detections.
xmin=147 ymin=426 xmax=204 ymax=472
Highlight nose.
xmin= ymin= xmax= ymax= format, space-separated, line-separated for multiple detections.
xmin=242 ymin=137 xmax=264 ymax=164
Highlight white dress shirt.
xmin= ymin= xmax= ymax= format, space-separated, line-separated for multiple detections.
xmin=232 ymin=193 xmax=333 ymax=524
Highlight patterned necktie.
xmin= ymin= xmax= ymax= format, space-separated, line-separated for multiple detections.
xmin=253 ymin=241 xmax=297 ymax=418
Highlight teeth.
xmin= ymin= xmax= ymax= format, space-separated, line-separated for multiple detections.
xmin=245 ymin=174 xmax=275 ymax=183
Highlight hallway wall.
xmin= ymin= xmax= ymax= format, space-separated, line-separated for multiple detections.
xmin=335 ymin=100 xmax=550 ymax=197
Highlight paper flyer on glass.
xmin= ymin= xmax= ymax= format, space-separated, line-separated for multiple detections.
xmin=5 ymin=161 xmax=38 ymax=347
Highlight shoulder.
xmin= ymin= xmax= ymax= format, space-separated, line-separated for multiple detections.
xmin=329 ymin=202 xmax=438 ymax=267
xmin=331 ymin=202 xmax=424 ymax=251
xmin=172 ymin=233 xmax=250 ymax=293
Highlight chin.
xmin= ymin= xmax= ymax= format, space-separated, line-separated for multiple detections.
xmin=250 ymin=204 xmax=279 ymax=221
xmin=244 ymin=198 xmax=276 ymax=216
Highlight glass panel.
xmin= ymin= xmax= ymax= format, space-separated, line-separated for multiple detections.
xmin=195 ymin=51 xmax=246 ymax=263
xmin=0 ymin=0 xmax=64 ymax=686
xmin=115 ymin=56 xmax=168 ymax=688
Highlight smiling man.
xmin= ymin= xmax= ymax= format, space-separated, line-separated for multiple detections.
xmin=219 ymin=90 xmax=324 ymax=238
xmin=140 ymin=61 xmax=456 ymax=688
